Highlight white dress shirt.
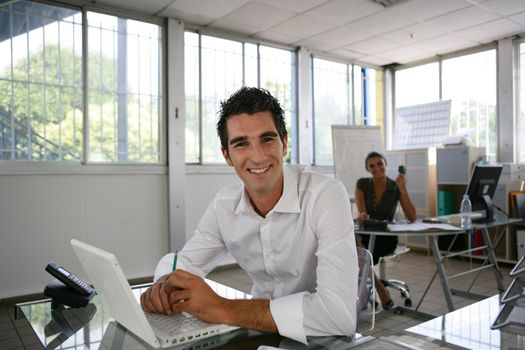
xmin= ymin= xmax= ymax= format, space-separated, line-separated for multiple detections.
xmin=154 ymin=165 xmax=358 ymax=344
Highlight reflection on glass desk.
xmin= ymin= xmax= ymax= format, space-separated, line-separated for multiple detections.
xmin=16 ymin=280 xmax=377 ymax=349
xmin=386 ymin=295 xmax=525 ymax=349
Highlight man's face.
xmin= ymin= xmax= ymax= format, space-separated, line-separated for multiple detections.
xmin=221 ymin=111 xmax=288 ymax=199
xmin=366 ymin=156 xmax=387 ymax=178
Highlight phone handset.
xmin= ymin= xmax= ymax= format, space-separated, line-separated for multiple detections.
xmin=45 ymin=261 xmax=94 ymax=296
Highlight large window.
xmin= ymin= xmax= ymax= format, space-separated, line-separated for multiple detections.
xmin=87 ymin=13 xmax=162 ymax=163
xmin=395 ymin=63 xmax=439 ymax=108
xmin=185 ymin=32 xmax=295 ymax=164
xmin=0 ymin=1 xmax=163 ymax=163
xmin=0 ymin=2 xmax=82 ymax=160
xmin=312 ymin=58 xmax=383 ymax=166
xmin=442 ymin=50 xmax=497 ymax=160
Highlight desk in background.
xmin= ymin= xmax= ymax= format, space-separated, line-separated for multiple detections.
xmin=356 ymin=216 xmax=521 ymax=315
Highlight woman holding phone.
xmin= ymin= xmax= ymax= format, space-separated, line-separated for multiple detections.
xmin=355 ymin=151 xmax=416 ymax=310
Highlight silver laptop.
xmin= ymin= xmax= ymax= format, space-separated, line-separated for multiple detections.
xmin=71 ymin=239 xmax=238 ymax=348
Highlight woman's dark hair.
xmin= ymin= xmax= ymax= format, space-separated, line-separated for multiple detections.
xmin=217 ymin=87 xmax=287 ymax=150
xmin=365 ymin=151 xmax=386 ymax=167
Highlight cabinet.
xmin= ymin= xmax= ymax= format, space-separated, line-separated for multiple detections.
xmin=384 ymin=148 xmax=436 ymax=251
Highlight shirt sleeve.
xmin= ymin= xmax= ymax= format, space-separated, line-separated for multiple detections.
xmin=153 ymin=199 xmax=229 ymax=281
xmin=293 ymin=179 xmax=358 ymax=340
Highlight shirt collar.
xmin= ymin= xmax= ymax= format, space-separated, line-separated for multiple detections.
xmin=234 ymin=166 xmax=301 ymax=216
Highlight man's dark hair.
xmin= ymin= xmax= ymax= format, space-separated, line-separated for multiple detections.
xmin=365 ymin=151 xmax=386 ymax=167
xmin=217 ymin=87 xmax=287 ymax=150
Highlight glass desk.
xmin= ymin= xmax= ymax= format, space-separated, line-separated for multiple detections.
xmin=384 ymin=294 xmax=525 ymax=349
xmin=15 ymin=280 xmax=385 ymax=349
xmin=356 ymin=216 xmax=522 ymax=316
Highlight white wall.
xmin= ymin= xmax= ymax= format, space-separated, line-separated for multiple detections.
xmin=0 ymin=170 xmax=169 ymax=299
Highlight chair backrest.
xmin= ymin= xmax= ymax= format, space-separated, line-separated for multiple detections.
xmin=356 ymin=246 xmax=375 ymax=332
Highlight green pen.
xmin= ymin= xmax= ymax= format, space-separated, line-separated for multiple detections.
xmin=172 ymin=251 xmax=178 ymax=271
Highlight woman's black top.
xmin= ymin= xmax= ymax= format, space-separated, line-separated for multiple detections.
xmin=357 ymin=177 xmax=401 ymax=264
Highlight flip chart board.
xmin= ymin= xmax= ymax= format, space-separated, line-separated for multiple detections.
xmin=332 ymin=125 xmax=384 ymax=195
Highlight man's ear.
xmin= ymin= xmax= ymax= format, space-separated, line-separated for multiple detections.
xmin=282 ymin=135 xmax=288 ymax=157
xmin=221 ymin=147 xmax=233 ymax=166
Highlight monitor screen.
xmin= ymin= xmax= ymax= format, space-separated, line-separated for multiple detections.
xmin=465 ymin=165 xmax=502 ymax=222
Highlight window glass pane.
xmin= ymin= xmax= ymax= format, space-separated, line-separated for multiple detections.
xmin=0 ymin=2 xmax=82 ymax=160
xmin=201 ymin=35 xmax=243 ymax=164
xmin=259 ymin=46 xmax=294 ymax=163
xmin=362 ymin=67 xmax=383 ymax=128
xmin=442 ymin=50 xmax=496 ymax=160
xmin=87 ymin=12 xmax=162 ymax=163
xmin=395 ymin=63 xmax=439 ymax=108
xmin=185 ymin=32 xmax=199 ymax=163
xmin=353 ymin=65 xmax=362 ymax=124
xmin=244 ymin=43 xmax=258 ymax=87
xmin=313 ymin=58 xmax=349 ymax=166
xmin=519 ymin=43 xmax=525 ymax=162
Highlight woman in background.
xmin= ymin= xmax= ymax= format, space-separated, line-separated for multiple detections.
xmin=355 ymin=151 xmax=416 ymax=309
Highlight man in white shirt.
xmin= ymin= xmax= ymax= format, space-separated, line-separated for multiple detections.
xmin=140 ymin=87 xmax=358 ymax=344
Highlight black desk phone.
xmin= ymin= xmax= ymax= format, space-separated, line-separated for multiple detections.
xmin=44 ymin=261 xmax=96 ymax=308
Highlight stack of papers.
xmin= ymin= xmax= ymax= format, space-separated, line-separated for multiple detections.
xmin=387 ymin=222 xmax=462 ymax=232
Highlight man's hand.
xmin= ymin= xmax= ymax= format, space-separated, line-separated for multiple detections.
xmin=163 ymin=270 xmax=231 ymax=324
xmin=140 ymin=276 xmax=173 ymax=315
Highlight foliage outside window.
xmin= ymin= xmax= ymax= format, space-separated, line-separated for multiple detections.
xmin=442 ymin=50 xmax=496 ymax=161
xmin=184 ymin=32 xmax=295 ymax=164
xmin=0 ymin=1 xmax=163 ymax=163
xmin=312 ymin=58 xmax=383 ymax=166
xmin=0 ymin=2 xmax=82 ymax=160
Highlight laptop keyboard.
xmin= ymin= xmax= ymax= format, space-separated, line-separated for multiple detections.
xmin=146 ymin=312 xmax=211 ymax=336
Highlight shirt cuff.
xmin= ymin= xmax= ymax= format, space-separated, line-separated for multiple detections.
xmin=270 ymin=292 xmax=307 ymax=344
xmin=153 ymin=253 xmax=175 ymax=282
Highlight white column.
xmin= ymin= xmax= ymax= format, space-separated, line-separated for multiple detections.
xmin=497 ymin=37 xmax=515 ymax=162
xmin=297 ymin=46 xmax=313 ymax=165
xmin=167 ymin=18 xmax=187 ymax=251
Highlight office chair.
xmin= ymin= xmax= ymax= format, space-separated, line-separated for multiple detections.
xmin=378 ymin=245 xmax=412 ymax=307
xmin=356 ymin=246 xmax=375 ymax=332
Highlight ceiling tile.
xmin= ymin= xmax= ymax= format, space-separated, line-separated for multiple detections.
xmin=345 ymin=9 xmax=417 ymax=36
xmin=159 ymin=0 xmax=250 ymax=25
xmin=456 ymin=18 xmax=523 ymax=43
xmin=304 ymin=0 xmax=382 ymax=26
xmin=359 ymin=54 xmax=392 ymax=66
xmin=410 ymin=33 xmax=477 ymax=54
xmin=328 ymin=48 xmax=365 ymax=60
xmin=270 ymin=14 xmax=336 ymax=38
xmin=255 ymin=0 xmax=331 ymax=13
xmin=388 ymin=0 xmax=471 ymax=21
xmin=478 ymin=0 xmax=525 ymax=16
xmin=509 ymin=11 xmax=525 ymax=28
xmin=210 ymin=2 xmax=296 ymax=35
xmin=299 ymin=25 xmax=371 ymax=51
xmin=425 ymin=5 xmax=500 ymax=33
xmin=378 ymin=45 xmax=431 ymax=64
xmin=346 ymin=36 xmax=399 ymax=55
xmin=383 ymin=22 xmax=446 ymax=45
xmin=96 ymin=0 xmax=171 ymax=15
xmin=254 ymin=30 xmax=302 ymax=45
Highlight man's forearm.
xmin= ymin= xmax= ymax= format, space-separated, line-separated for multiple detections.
xmin=220 ymin=299 xmax=278 ymax=333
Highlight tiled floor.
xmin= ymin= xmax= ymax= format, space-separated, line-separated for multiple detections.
xmin=1 ymin=250 xmax=514 ymax=349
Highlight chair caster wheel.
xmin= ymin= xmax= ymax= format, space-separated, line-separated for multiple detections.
xmin=404 ymin=299 xmax=412 ymax=307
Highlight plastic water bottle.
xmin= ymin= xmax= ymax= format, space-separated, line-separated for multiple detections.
xmin=460 ymin=194 xmax=472 ymax=230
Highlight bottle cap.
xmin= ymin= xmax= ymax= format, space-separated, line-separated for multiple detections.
xmin=463 ymin=194 xmax=469 ymax=200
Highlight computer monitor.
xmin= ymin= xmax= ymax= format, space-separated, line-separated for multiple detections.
xmin=465 ymin=164 xmax=503 ymax=222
